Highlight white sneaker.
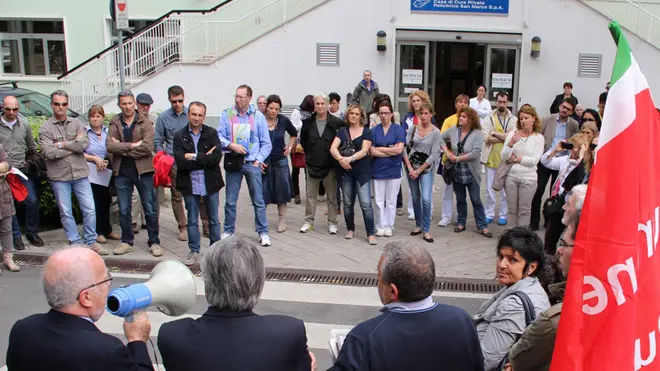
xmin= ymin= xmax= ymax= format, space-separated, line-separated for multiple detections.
xmin=259 ymin=234 xmax=271 ymax=247
xmin=300 ymin=223 xmax=314 ymax=233
xmin=221 ymin=232 xmax=233 ymax=239
xmin=407 ymin=214 xmax=415 ymax=220
xmin=375 ymin=228 xmax=385 ymax=237
xmin=438 ymin=217 xmax=451 ymax=227
xmin=384 ymin=228 xmax=393 ymax=237
xmin=329 ymin=224 xmax=338 ymax=234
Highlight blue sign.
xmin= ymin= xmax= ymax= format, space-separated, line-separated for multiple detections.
xmin=411 ymin=0 xmax=509 ymax=15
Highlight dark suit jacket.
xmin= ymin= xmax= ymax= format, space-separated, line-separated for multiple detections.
xmin=158 ymin=307 xmax=311 ymax=371
xmin=549 ymin=93 xmax=578 ymax=114
xmin=173 ymin=123 xmax=224 ymax=196
xmin=6 ymin=310 xmax=154 ymax=371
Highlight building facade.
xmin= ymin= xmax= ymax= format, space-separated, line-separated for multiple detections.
xmin=2 ymin=0 xmax=659 ymax=119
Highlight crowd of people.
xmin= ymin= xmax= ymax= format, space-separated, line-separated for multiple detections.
xmin=0 ymin=70 xmax=605 ymax=369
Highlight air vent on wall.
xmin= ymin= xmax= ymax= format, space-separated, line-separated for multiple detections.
xmin=578 ymin=53 xmax=602 ymax=78
xmin=317 ymin=43 xmax=340 ymax=66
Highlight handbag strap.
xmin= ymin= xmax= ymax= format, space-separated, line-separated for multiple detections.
xmin=408 ymin=125 xmax=417 ymax=148
xmin=457 ymin=129 xmax=473 ymax=155
xmin=506 ymin=291 xmax=537 ymax=326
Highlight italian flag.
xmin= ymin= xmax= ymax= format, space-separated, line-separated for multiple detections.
xmin=551 ymin=22 xmax=660 ymax=370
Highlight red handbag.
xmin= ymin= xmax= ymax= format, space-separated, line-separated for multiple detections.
xmin=291 ymin=152 xmax=306 ymax=168
xmin=6 ymin=174 xmax=27 ymax=202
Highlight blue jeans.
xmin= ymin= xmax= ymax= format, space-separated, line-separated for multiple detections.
xmin=50 ymin=178 xmax=97 ymax=245
xmin=115 ymin=173 xmax=160 ymax=246
xmin=184 ymin=192 xmax=220 ymax=253
xmin=341 ymin=176 xmax=375 ymax=236
xmin=409 ymin=169 xmax=435 ymax=233
xmin=12 ymin=170 xmax=39 ymax=237
xmin=453 ymin=180 xmax=488 ymax=230
xmin=224 ymin=162 xmax=268 ymax=235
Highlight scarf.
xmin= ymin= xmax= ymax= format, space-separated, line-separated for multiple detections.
xmin=361 ymin=79 xmax=375 ymax=92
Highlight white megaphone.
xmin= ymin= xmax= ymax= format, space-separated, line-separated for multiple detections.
xmin=106 ymin=260 xmax=197 ymax=321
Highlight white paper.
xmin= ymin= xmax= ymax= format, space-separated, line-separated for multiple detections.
xmin=402 ymin=69 xmax=423 ymax=84
xmin=492 ymin=73 xmax=513 ymax=89
xmin=87 ymin=163 xmax=112 ymax=187
xmin=404 ymin=87 xmax=420 ymax=94
xmin=328 ymin=329 xmax=351 ymax=362
xmin=9 ymin=167 xmax=28 ymax=180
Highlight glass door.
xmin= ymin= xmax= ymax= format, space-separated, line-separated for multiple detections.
xmin=485 ymin=45 xmax=520 ymax=111
xmin=395 ymin=42 xmax=429 ymax=116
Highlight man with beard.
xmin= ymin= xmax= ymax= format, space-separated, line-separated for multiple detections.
xmin=6 ymin=246 xmax=153 ymax=371
xmin=481 ymin=92 xmax=518 ymax=226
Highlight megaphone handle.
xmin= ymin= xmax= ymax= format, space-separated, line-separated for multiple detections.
xmin=125 ymin=313 xmax=135 ymax=323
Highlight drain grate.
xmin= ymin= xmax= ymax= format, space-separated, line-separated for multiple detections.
xmin=14 ymin=253 xmax=501 ymax=294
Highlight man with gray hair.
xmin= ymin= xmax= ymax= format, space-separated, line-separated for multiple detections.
xmin=6 ymin=246 xmax=154 ymax=370
xmin=38 ymin=90 xmax=106 ymax=255
xmin=107 ymin=90 xmax=162 ymax=257
xmin=256 ymin=95 xmax=267 ymax=114
xmin=330 ymin=241 xmax=483 ymax=370
xmin=299 ymin=93 xmax=342 ymax=234
xmin=158 ymin=236 xmax=314 ymax=370
xmin=562 ymin=184 xmax=587 ymax=226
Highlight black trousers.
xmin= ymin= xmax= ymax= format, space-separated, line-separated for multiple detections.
xmin=91 ymin=183 xmax=113 ymax=237
xmin=530 ymin=162 xmax=559 ymax=228
xmin=544 ymin=212 xmax=566 ymax=255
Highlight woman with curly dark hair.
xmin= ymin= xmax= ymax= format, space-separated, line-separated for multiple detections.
xmin=440 ymin=107 xmax=491 ymax=238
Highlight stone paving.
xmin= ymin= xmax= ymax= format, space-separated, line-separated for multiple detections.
xmin=14 ymin=174 xmax=547 ymax=280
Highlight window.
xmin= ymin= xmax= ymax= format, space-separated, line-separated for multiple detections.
xmin=0 ymin=19 xmax=67 ymax=76
xmin=109 ymin=19 xmax=157 ymax=45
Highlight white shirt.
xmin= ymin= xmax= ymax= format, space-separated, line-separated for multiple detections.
xmin=501 ymin=132 xmax=545 ymax=181
xmin=1 ymin=116 xmax=17 ymax=130
xmin=470 ymin=97 xmax=492 ymax=120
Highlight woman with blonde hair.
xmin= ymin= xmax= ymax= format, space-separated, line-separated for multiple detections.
xmin=501 ymin=105 xmax=545 ymax=228
xmin=441 ymin=107 xmax=490 ymax=238
xmin=580 ymin=121 xmax=599 ymax=142
xmin=402 ymin=90 xmax=436 ymax=219
xmin=540 ymin=132 xmax=593 ymax=253
xmin=330 ymin=104 xmax=376 ymax=244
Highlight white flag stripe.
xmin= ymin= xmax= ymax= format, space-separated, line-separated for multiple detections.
xmin=111 ymin=272 xmax=493 ymax=303
xmin=95 ymin=311 xmax=353 ymax=350
xmin=599 ymin=54 xmax=652 ymax=153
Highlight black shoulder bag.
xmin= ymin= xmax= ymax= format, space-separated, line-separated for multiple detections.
xmin=443 ymin=129 xmax=473 ymax=185
xmin=338 ymin=127 xmax=357 ymax=157
xmin=496 ymin=291 xmax=537 ymax=371
xmin=406 ymin=125 xmax=430 ymax=173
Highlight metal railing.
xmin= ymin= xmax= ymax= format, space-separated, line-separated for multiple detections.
xmin=579 ymin=0 xmax=660 ymax=49
xmin=61 ymin=0 xmax=328 ymax=113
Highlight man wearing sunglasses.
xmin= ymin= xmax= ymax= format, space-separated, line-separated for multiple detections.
xmin=6 ymin=246 xmax=154 ymax=370
xmin=1 ymin=96 xmax=44 ymax=252
xmin=38 ymin=90 xmax=107 ymax=255
xmin=154 ymin=85 xmax=210 ymax=242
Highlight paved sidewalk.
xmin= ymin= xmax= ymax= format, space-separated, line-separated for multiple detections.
xmin=16 ymin=175 xmax=546 ymax=280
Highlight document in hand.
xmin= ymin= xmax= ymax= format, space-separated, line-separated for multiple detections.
xmin=328 ymin=329 xmax=350 ymax=363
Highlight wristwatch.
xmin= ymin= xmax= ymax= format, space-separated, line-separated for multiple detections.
xmin=57 ymin=142 xmax=63 ymax=149
xmin=192 ymin=154 xmax=197 ymax=161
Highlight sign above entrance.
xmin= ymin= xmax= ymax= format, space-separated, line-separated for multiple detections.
xmin=402 ymin=69 xmax=423 ymax=84
xmin=492 ymin=73 xmax=513 ymax=89
xmin=411 ymin=0 xmax=509 ymax=15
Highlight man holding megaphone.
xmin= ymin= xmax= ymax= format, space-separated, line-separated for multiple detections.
xmin=5 ymin=246 xmax=155 ymax=371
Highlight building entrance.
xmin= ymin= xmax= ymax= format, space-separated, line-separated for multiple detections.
xmin=395 ymin=31 xmax=521 ymax=124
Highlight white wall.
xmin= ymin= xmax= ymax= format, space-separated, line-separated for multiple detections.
xmin=109 ymin=0 xmax=660 ymax=116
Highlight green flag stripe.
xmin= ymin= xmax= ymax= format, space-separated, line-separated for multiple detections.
xmin=609 ymin=21 xmax=632 ymax=87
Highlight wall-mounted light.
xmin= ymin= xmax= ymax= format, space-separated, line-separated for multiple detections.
xmin=377 ymin=30 xmax=387 ymax=52
xmin=530 ymin=36 xmax=542 ymax=58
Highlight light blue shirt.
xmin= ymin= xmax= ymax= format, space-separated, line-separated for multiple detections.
xmin=550 ymin=117 xmax=568 ymax=150
xmin=155 ymin=106 xmax=189 ymax=156
xmin=218 ymin=104 xmax=272 ymax=163
xmin=189 ymin=128 xmax=206 ymax=196
xmin=84 ymin=126 xmax=108 ymax=159
xmin=380 ymin=295 xmax=436 ymax=313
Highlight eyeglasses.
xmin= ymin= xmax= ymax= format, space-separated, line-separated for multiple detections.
xmin=3 ymin=108 xmax=18 ymax=112
xmin=169 ymin=99 xmax=184 ymax=104
xmin=76 ymin=272 xmax=113 ymax=300
xmin=558 ymin=238 xmax=574 ymax=249
xmin=560 ymin=105 xmax=574 ymax=112
xmin=52 ymin=102 xmax=68 ymax=107
xmin=234 ymin=95 xmax=249 ymax=100
xmin=583 ymin=117 xmax=596 ymax=122
xmin=378 ymin=111 xmax=392 ymax=115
